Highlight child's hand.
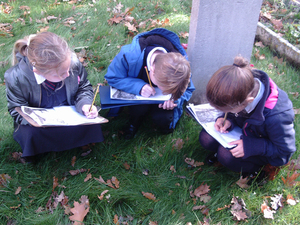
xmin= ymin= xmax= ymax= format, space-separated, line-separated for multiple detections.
xmin=214 ymin=117 xmax=231 ymax=133
xmin=82 ymin=104 xmax=98 ymax=119
xmin=158 ymin=99 xmax=177 ymax=110
xmin=141 ymin=84 xmax=156 ymax=97
xmin=229 ymin=139 xmax=244 ymax=158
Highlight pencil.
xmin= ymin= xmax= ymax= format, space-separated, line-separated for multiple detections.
xmin=144 ymin=66 xmax=153 ymax=88
xmin=89 ymin=84 xmax=100 ymax=112
xmin=222 ymin=112 xmax=228 ymax=127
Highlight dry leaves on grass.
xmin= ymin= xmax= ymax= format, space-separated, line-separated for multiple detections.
xmin=184 ymin=158 xmax=204 ymax=168
xmin=0 ymin=174 xmax=12 ymax=187
xmin=94 ymin=175 xmax=120 ymax=189
xmin=142 ymin=192 xmax=157 ymax=201
xmin=281 ymin=171 xmax=300 ymax=187
xmin=230 ymin=196 xmax=249 ymax=221
xmin=69 ymin=196 xmax=90 ymax=225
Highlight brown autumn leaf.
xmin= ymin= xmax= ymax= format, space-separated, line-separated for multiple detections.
xmin=69 ymin=168 xmax=87 ymax=176
xmin=15 ymin=186 xmax=21 ymax=195
xmin=231 ymin=210 xmax=248 ymax=221
xmin=255 ymin=41 xmax=265 ymax=48
xmin=10 ymin=204 xmax=21 ymax=210
xmin=184 ymin=158 xmax=204 ymax=168
xmin=281 ymin=171 xmax=300 ymax=187
xmin=179 ymin=31 xmax=189 ymax=39
xmin=142 ymin=191 xmax=156 ymax=201
xmin=94 ymin=175 xmax=106 ymax=184
xmin=71 ymin=156 xmax=76 ymax=167
xmin=0 ymin=174 xmax=12 ymax=187
xmin=124 ymin=22 xmax=137 ymax=32
xmin=192 ymin=205 xmax=206 ymax=211
xmin=216 ymin=205 xmax=231 ymax=211
xmin=236 ymin=176 xmax=250 ymax=189
xmin=286 ymin=194 xmax=296 ymax=205
xmin=261 ymin=201 xmax=276 ymax=219
xmin=149 ymin=221 xmax=158 ymax=225
xmin=107 ymin=15 xmax=123 ymax=25
xmin=273 ymin=56 xmax=283 ymax=64
xmin=111 ymin=176 xmax=120 ymax=188
xmin=19 ymin=5 xmax=30 ymax=11
xmin=98 ymin=190 xmax=109 ymax=200
xmin=268 ymin=63 xmax=274 ymax=70
xmin=123 ymin=162 xmax=130 ymax=170
xmin=113 ymin=214 xmax=119 ymax=225
xmin=293 ymin=108 xmax=300 ymax=115
xmin=84 ymin=173 xmax=92 ymax=182
xmin=69 ymin=201 xmax=89 ymax=225
xmin=172 ymin=138 xmax=184 ymax=150
xmin=263 ymin=164 xmax=281 ymax=181
xmin=39 ymin=26 xmax=49 ymax=33
xmin=170 ymin=165 xmax=176 ymax=173
xmin=81 ymin=149 xmax=92 ymax=156
xmin=53 ymin=176 xmax=59 ymax=191
xmin=194 ymin=183 xmax=210 ymax=197
xmin=200 ymin=194 xmax=211 ymax=203
xmin=271 ymin=19 xmax=283 ymax=30
xmin=106 ymin=179 xmax=116 ymax=189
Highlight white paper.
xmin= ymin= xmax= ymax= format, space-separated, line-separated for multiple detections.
xmin=21 ymin=105 xmax=105 ymax=126
xmin=187 ymin=103 xmax=242 ymax=148
xmin=110 ymin=86 xmax=171 ymax=101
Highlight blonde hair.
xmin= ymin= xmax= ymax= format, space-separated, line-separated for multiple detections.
xmin=12 ymin=32 xmax=72 ymax=76
xmin=153 ymin=52 xmax=191 ymax=100
xmin=206 ymin=56 xmax=254 ymax=110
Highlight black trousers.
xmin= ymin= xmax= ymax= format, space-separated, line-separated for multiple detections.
xmin=128 ymin=104 xmax=174 ymax=131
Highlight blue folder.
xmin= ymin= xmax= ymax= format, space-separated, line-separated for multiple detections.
xmin=99 ymin=86 xmax=165 ymax=109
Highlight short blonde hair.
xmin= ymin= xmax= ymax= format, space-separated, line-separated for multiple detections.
xmin=153 ymin=52 xmax=191 ymax=100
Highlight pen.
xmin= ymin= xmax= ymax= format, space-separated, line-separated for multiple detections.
xmin=222 ymin=112 xmax=228 ymax=127
xmin=89 ymin=84 xmax=100 ymax=112
xmin=144 ymin=66 xmax=153 ymax=88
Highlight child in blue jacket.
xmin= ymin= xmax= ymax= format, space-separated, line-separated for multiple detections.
xmin=199 ymin=56 xmax=296 ymax=178
xmin=105 ymin=28 xmax=195 ymax=139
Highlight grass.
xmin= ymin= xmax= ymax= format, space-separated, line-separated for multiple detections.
xmin=0 ymin=0 xmax=300 ymax=224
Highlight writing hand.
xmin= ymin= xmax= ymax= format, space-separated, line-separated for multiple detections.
xmin=140 ymin=84 xmax=156 ymax=97
xmin=158 ymin=99 xmax=177 ymax=110
xmin=214 ymin=117 xmax=231 ymax=133
xmin=229 ymin=139 xmax=244 ymax=158
xmin=82 ymin=104 xmax=98 ymax=119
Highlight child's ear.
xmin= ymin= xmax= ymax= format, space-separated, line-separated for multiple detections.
xmin=245 ymin=97 xmax=254 ymax=104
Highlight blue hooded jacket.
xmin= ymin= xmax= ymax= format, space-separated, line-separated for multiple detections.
xmin=105 ymin=28 xmax=195 ymax=128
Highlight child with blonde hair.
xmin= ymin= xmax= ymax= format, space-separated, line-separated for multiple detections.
xmin=5 ymin=32 xmax=104 ymax=162
xmin=105 ymin=28 xmax=195 ymax=139
xmin=199 ymin=55 xmax=296 ymax=178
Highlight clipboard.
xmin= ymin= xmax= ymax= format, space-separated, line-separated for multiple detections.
xmin=15 ymin=106 xmax=108 ymax=127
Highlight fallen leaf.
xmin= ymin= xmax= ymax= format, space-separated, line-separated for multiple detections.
xmin=231 ymin=210 xmax=248 ymax=221
xmin=98 ymin=190 xmax=109 ymax=200
xmin=53 ymin=176 xmax=59 ymax=191
xmin=0 ymin=174 xmax=12 ymax=187
xmin=149 ymin=221 xmax=158 ymax=225
xmin=200 ymin=194 xmax=211 ymax=203
xmin=236 ymin=176 xmax=250 ymax=189
xmin=286 ymin=194 xmax=296 ymax=205
xmin=94 ymin=175 xmax=106 ymax=184
xmin=255 ymin=41 xmax=265 ymax=48
xmin=170 ymin=165 xmax=176 ymax=173
xmin=71 ymin=156 xmax=76 ymax=167
xmin=142 ymin=191 xmax=156 ymax=201
xmin=261 ymin=201 xmax=276 ymax=219
xmin=124 ymin=22 xmax=137 ymax=32
xmin=172 ymin=138 xmax=184 ymax=150
xmin=281 ymin=171 xmax=300 ymax=187
xmin=69 ymin=168 xmax=87 ymax=176
xmin=69 ymin=201 xmax=89 ymax=224
xmin=84 ymin=173 xmax=92 ymax=182
xmin=270 ymin=194 xmax=283 ymax=210
xmin=271 ymin=19 xmax=283 ymax=30
xmin=192 ymin=205 xmax=206 ymax=211
xmin=10 ymin=204 xmax=21 ymax=209
xmin=123 ymin=162 xmax=130 ymax=170
xmin=179 ymin=31 xmax=189 ymax=39
xmin=113 ymin=214 xmax=119 ymax=224
xmin=111 ymin=176 xmax=120 ymax=188
xmin=184 ymin=158 xmax=204 ymax=167
xmin=81 ymin=149 xmax=92 ymax=156
xmin=15 ymin=186 xmax=21 ymax=195
xmin=194 ymin=183 xmax=210 ymax=197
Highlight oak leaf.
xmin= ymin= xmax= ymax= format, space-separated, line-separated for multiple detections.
xmin=113 ymin=214 xmax=119 ymax=224
xmin=0 ymin=173 xmax=12 ymax=187
xmin=184 ymin=158 xmax=204 ymax=167
xmin=123 ymin=162 xmax=130 ymax=170
xmin=286 ymin=194 xmax=296 ymax=205
xmin=192 ymin=205 xmax=206 ymax=211
xmin=149 ymin=221 xmax=158 ymax=225
xmin=194 ymin=183 xmax=210 ymax=197
xmin=270 ymin=194 xmax=283 ymax=210
xmin=200 ymin=194 xmax=211 ymax=203
xmin=271 ymin=19 xmax=283 ymax=30
xmin=142 ymin=191 xmax=156 ymax=201
xmin=236 ymin=176 xmax=249 ymax=189
xmin=172 ymin=138 xmax=184 ymax=150
xmin=111 ymin=176 xmax=120 ymax=188
xmin=288 ymin=155 xmax=300 ymax=170
xmin=261 ymin=201 xmax=276 ymax=219
xmin=170 ymin=165 xmax=176 ymax=173
xmin=53 ymin=176 xmax=58 ymax=191
xmin=124 ymin=22 xmax=137 ymax=32
xmin=69 ymin=201 xmax=89 ymax=225
xmin=94 ymin=175 xmax=106 ymax=184
xmin=98 ymin=190 xmax=109 ymax=200
xmin=255 ymin=41 xmax=265 ymax=48
xmin=108 ymin=15 xmax=123 ymax=25
xmin=231 ymin=210 xmax=248 ymax=221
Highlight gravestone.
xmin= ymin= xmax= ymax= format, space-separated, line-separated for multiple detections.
xmin=188 ymin=0 xmax=263 ymax=104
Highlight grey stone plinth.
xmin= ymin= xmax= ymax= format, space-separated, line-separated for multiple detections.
xmin=187 ymin=0 xmax=263 ymax=104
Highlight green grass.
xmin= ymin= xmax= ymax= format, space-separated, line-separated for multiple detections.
xmin=1 ymin=0 xmax=300 ymax=224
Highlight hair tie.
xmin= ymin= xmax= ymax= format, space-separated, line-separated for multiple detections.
xmin=233 ymin=63 xmax=240 ymax=67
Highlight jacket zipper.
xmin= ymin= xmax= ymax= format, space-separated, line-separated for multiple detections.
xmin=243 ymin=122 xmax=248 ymax=136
